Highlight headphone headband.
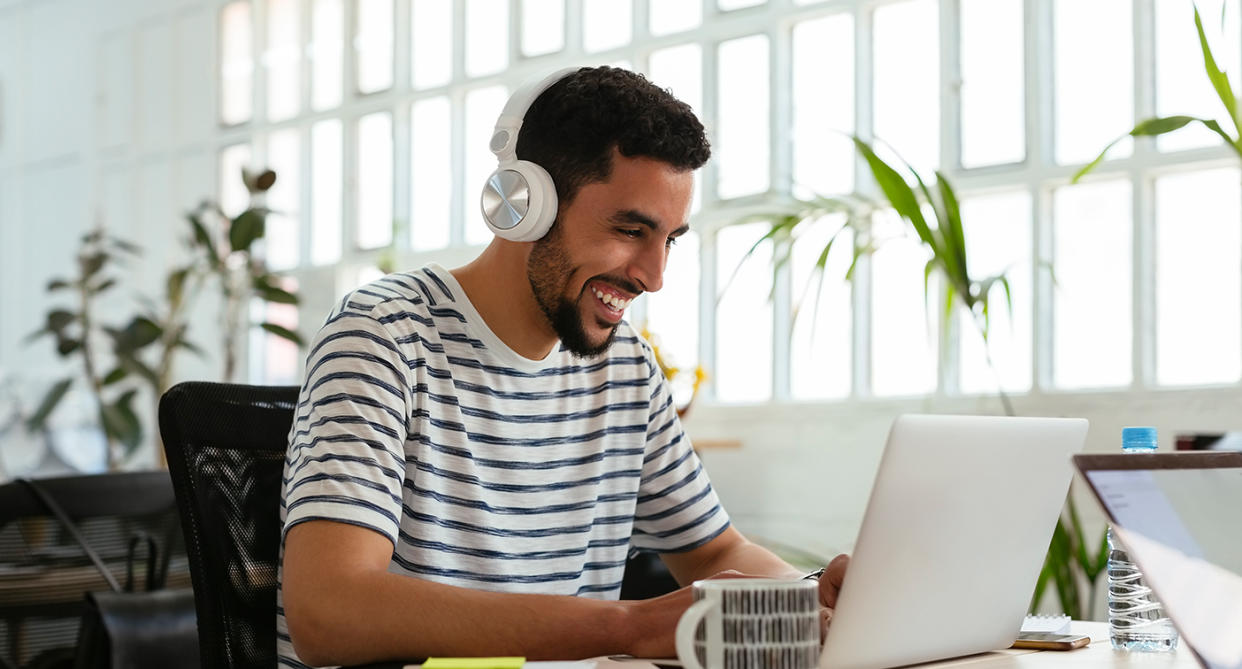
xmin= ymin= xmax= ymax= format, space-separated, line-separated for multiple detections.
xmin=480 ymin=67 xmax=579 ymax=242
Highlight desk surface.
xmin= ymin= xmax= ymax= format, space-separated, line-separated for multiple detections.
xmin=392 ymin=621 xmax=1199 ymax=668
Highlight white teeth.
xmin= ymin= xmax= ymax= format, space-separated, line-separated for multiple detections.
xmin=592 ymin=288 xmax=629 ymax=310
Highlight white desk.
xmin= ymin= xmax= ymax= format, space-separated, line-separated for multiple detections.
xmin=582 ymin=621 xmax=1199 ymax=669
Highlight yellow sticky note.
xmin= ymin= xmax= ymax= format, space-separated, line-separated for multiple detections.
xmin=422 ymin=657 xmax=525 ymax=669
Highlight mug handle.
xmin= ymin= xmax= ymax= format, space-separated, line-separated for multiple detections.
xmin=675 ymin=598 xmax=717 ymax=669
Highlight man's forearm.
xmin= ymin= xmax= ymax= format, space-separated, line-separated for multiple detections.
xmin=288 ymin=567 xmax=636 ymax=665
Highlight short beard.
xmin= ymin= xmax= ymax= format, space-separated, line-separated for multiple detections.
xmin=527 ymin=225 xmax=619 ymax=359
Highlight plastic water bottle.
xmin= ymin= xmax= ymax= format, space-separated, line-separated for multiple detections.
xmin=1106 ymin=426 xmax=1178 ymax=652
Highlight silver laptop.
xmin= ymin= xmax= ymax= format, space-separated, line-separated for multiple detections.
xmin=818 ymin=414 xmax=1089 ymax=669
xmin=1074 ymin=450 xmax=1242 ymax=669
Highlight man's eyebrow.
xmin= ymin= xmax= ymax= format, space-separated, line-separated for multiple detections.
xmin=612 ymin=209 xmax=690 ymax=237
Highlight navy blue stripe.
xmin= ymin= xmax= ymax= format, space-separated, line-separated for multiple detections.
xmin=639 ymin=519 xmax=732 ymax=554
xmin=379 ymin=273 xmax=421 ymax=295
xmin=309 ymin=327 xmax=400 ymax=359
xmin=375 ymin=309 xmax=435 ymax=328
xmin=307 ymin=371 xmax=404 ymax=403
xmin=288 ymin=449 xmax=404 ymax=485
xmin=408 ymin=459 xmax=642 ymax=493
xmin=633 ymin=505 xmax=723 ymax=540
xmin=389 ymin=555 xmax=620 ymax=584
xmin=402 ymin=507 xmax=632 ymax=538
xmin=448 ymin=377 xmax=648 ymax=401
xmin=395 ymin=532 xmax=629 ymax=560
xmin=428 ymin=305 xmax=469 ymax=323
xmin=305 ymin=350 xmax=405 ymax=388
xmin=402 ymin=479 xmax=636 ymax=514
xmin=296 ymin=391 xmax=405 ymax=426
xmin=408 ymin=274 xmax=439 ymax=307
xmin=411 ymin=419 xmax=646 ymax=448
xmin=291 ymin=414 xmax=401 ymax=444
xmin=440 ymin=332 xmax=488 ymax=349
xmin=409 ymin=432 xmax=644 ymax=468
xmin=637 ymin=461 xmax=703 ymax=504
xmin=286 ymin=471 xmax=401 ymax=504
xmin=445 ymin=355 xmax=647 ymax=379
xmin=449 ymin=400 xmax=648 ymax=425
xmin=287 ymin=494 xmax=400 ymax=527
xmin=633 ymin=481 xmax=715 ymax=523
xmin=576 ymin=581 xmax=624 ymax=595
xmin=642 ymin=430 xmax=685 ymax=465
xmin=424 ymin=268 xmax=454 ymax=300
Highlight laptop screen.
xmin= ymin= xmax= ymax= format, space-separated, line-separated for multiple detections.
xmin=1075 ymin=452 xmax=1242 ymax=669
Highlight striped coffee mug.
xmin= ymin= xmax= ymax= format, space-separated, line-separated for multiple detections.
xmin=675 ymin=578 xmax=820 ymax=669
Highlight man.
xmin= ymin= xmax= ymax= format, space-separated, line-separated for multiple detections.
xmin=279 ymin=66 xmax=848 ymax=668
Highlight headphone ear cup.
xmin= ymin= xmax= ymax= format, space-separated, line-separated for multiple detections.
xmin=480 ymin=160 xmax=558 ymax=242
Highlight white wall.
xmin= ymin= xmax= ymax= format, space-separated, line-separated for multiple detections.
xmin=0 ymin=0 xmax=224 ymax=471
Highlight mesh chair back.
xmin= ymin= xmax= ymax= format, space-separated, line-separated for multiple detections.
xmin=0 ymin=472 xmax=189 ymax=669
xmin=159 ymin=382 xmax=298 ymax=669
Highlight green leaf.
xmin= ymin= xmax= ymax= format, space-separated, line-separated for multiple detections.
xmin=80 ymin=252 xmax=107 ymax=279
xmin=55 ymin=336 xmax=82 ymax=356
xmin=120 ymin=356 xmax=159 ymax=386
xmin=934 ymin=172 xmax=969 ymax=288
xmin=87 ymin=277 xmax=117 ymax=295
xmin=101 ymin=390 xmax=142 ymax=453
xmin=25 ymin=378 xmax=73 ymax=431
xmin=229 ymin=208 xmax=268 ymax=252
xmin=852 ymin=137 xmax=937 ymax=252
xmin=1093 ymin=527 xmax=1110 ymax=576
xmin=167 ymin=267 xmax=190 ymax=305
xmin=46 ymin=309 xmax=76 ymax=333
xmin=259 ymin=321 xmax=304 ymax=346
xmin=111 ymin=316 xmax=163 ymax=354
xmin=47 ymin=279 xmax=72 ymax=292
xmin=253 ymin=276 xmax=299 ymax=305
xmin=1195 ymin=5 xmax=1241 ymax=136
xmin=1031 ymin=550 xmax=1053 ymax=613
xmin=176 ymin=337 xmax=206 ymax=358
xmin=109 ymin=237 xmax=142 ymax=255
xmin=102 ymin=367 xmax=129 ymax=386
xmin=1071 ymin=135 xmax=1127 ymax=184
xmin=1130 ymin=115 xmax=1197 ymax=136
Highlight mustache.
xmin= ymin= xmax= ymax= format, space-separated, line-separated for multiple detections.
xmin=590 ymin=275 xmax=643 ymax=296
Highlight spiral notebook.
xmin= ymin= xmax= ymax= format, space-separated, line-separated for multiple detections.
xmin=1020 ymin=614 xmax=1070 ymax=634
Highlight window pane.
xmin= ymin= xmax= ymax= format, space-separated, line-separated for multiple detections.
xmin=265 ymin=129 xmax=300 ymax=270
xmin=465 ymin=85 xmax=509 ymax=245
xmin=1054 ymin=0 xmax=1132 ymax=165
xmin=411 ymin=97 xmax=452 ymax=251
xmin=220 ymin=143 xmax=252 ymax=217
xmin=1053 ymin=180 xmax=1132 ymax=389
xmin=1156 ymin=167 xmax=1241 ymax=385
xmin=716 ymin=222 xmax=773 ymax=402
xmin=355 ymin=0 xmax=393 ymax=94
xmin=220 ymin=2 xmax=253 ymax=125
xmin=265 ymin=0 xmax=300 ymax=121
xmin=650 ymin=0 xmax=700 ymax=36
xmin=1155 ymin=0 xmax=1241 ymax=152
xmin=790 ymin=216 xmax=852 ymax=400
xmin=357 ymin=112 xmax=393 ymax=249
xmin=466 ymin=0 xmax=508 ymax=77
xmin=310 ymin=0 xmax=343 ymax=110
xmin=871 ymin=210 xmax=937 ymax=396
xmin=958 ymin=190 xmax=1032 ymax=394
xmin=792 ymin=13 xmax=853 ymax=197
xmin=719 ymin=0 xmax=765 ymax=10
xmin=310 ymin=119 xmax=343 ymax=265
xmin=583 ymin=0 xmax=631 ymax=53
xmin=413 ymin=0 xmax=452 ymax=89
xmin=521 ymin=0 xmax=564 ymax=57
xmin=648 ymin=44 xmax=703 ymax=213
xmin=960 ymin=0 xmax=1024 ymax=168
xmin=645 ymin=230 xmax=701 ymax=408
xmin=873 ymin=0 xmax=939 ymax=176
xmin=717 ymin=34 xmax=769 ymax=199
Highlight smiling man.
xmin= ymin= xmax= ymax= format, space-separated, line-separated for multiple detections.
xmin=278 ymin=66 xmax=847 ymax=668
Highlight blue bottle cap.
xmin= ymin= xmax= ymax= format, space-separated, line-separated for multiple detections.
xmin=1122 ymin=426 xmax=1158 ymax=452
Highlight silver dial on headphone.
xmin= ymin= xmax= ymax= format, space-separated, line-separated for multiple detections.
xmin=482 ymin=169 xmax=531 ymax=231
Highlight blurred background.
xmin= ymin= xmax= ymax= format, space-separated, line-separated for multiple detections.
xmin=3 ymin=0 xmax=1242 ymax=619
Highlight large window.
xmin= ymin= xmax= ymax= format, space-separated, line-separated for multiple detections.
xmin=219 ymin=0 xmax=1242 ymax=400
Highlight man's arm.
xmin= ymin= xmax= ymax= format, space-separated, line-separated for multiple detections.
xmin=659 ymin=526 xmax=802 ymax=584
xmin=283 ymin=520 xmax=689 ymax=665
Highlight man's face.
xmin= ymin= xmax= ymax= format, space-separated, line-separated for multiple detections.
xmin=526 ymin=152 xmax=694 ymax=358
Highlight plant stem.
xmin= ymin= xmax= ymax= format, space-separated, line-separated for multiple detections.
xmin=77 ymin=273 xmax=118 ymax=470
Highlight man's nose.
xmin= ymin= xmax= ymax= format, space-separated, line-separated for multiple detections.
xmin=629 ymin=240 xmax=667 ymax=294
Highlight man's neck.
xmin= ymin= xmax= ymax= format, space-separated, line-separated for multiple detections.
xmin=450 ymin=241 xmax=560 ymax=360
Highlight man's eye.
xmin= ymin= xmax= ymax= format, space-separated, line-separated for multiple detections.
xmin=666 ymin=236 xmax=679 ymax=248
xmin=620 ymin=228 xmax=642 ymax=238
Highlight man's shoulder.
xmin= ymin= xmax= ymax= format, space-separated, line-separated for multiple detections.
xmin=332 ymin=267 xmax=454 ymax=320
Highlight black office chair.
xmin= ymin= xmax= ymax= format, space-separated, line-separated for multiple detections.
xmin=159 ymin=382 xmax=298 ymax=669
xmin=0 ymin=471 xmax=190 ymax=669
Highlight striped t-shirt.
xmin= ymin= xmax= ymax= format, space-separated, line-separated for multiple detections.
xmin=277 ymin=264 xmax=729 ymax=668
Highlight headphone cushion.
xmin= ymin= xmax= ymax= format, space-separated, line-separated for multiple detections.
xmin=481 ymin=160 xmax=559 ymax=242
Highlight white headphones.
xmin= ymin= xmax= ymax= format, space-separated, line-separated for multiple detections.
xmin=480 ymin=68 xmax=578 ymax=242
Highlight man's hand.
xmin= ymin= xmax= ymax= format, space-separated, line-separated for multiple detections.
xmin=621 ymin=570 xmax=752 ymax=658
xmin=816 ymin=553 xmax=851 ymax=638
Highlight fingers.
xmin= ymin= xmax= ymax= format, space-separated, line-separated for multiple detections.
xmin=818 ymin=553 xmax=850 ymax=609
xmin=818 ymin=606 xmax=833 ymax=642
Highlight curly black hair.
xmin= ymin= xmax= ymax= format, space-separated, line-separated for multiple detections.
xmin=515 ymin=66 xmax=711 ymax=207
